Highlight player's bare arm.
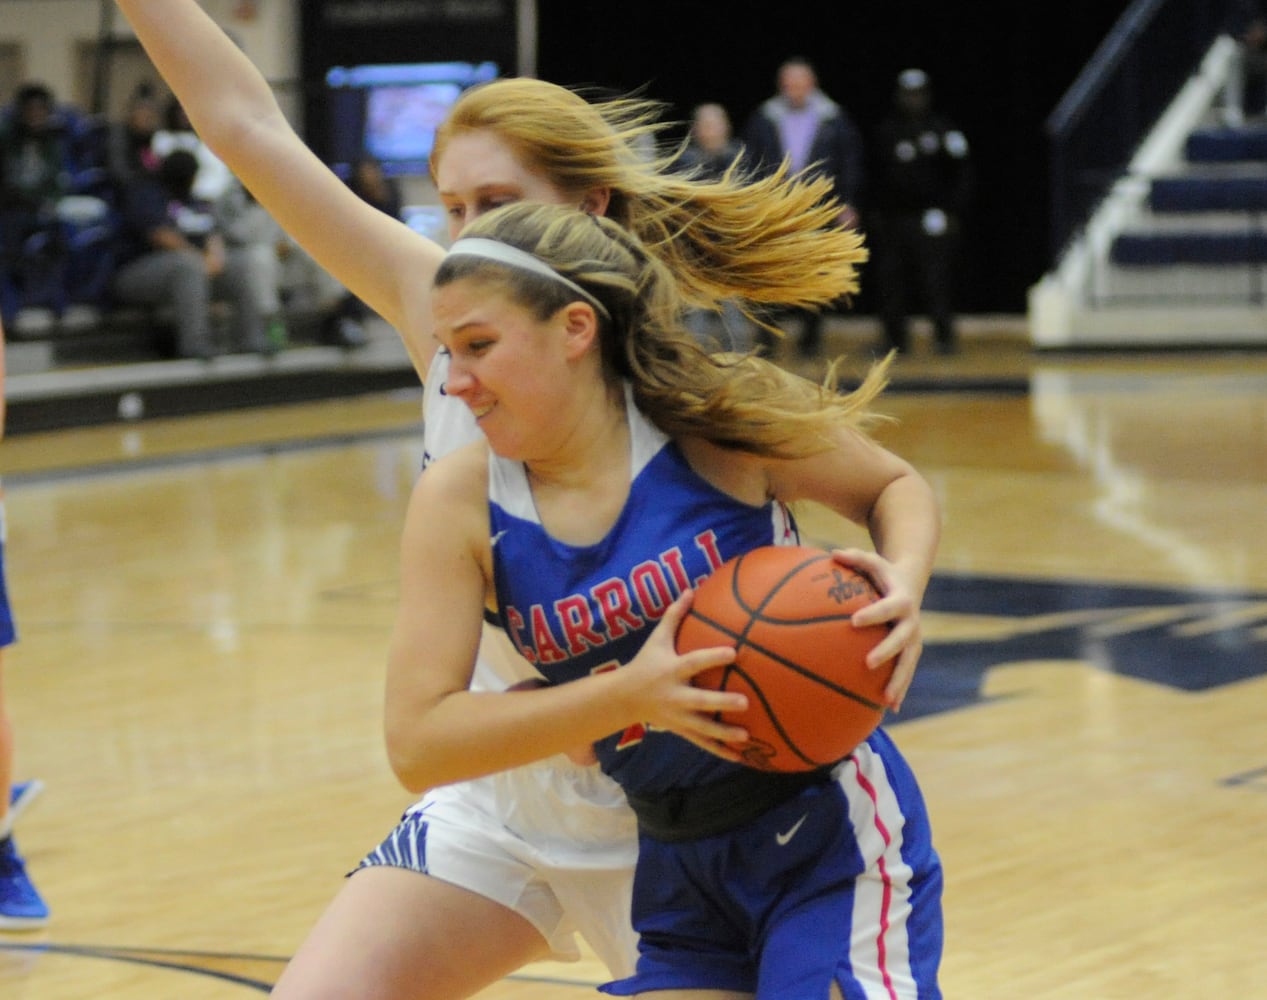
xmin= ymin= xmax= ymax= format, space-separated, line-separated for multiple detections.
xmin=764 ymin=426 xmax=941 ymax=709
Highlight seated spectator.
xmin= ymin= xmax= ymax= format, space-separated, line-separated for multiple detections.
xmin=0 ymin=82 xmax=74 ymax=323
xmin=304 ymin=154 xmax=406 ymax=349
xmin=214 ymin=181 xmax=290 ymax=351
xmin=105 ymin=82 xmax=162 ymax=196
xmin=111 ymin=148 xmax=267 ymax=359
xmin=152 ymin=94 xmax=236 ymax=202
xmin=215 ymin=180 xmax=372 ymax=350
xmin=0 ymin=83 xmax=72 ymax=214
xmin=156 ymin=94 xmax=303 ymax=350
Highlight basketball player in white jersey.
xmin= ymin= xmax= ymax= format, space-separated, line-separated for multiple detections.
xmin=116 ymin=3 xmax=907 ymax=995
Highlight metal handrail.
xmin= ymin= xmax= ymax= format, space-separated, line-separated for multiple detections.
xmin=1045 ymin=0 xmax=1234 ymax=259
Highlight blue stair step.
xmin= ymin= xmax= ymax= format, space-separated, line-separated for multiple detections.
xmin=1149 ymin=176 xmax=1267 ymax=212
xmin=1111 ymin=231 xmax=1267 ymax=265
xmin=1185 ymin=126 xmax=1267 ymax=162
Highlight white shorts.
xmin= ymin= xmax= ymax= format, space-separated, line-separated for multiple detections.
xmin=359 ymin=758 xmax=639 ymax=977
xmin=363 ymin=574 xmax=639 ymax=973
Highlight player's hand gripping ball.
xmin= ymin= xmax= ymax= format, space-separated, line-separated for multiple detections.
xmin=677 ymin=545 xmax=895 ymax=772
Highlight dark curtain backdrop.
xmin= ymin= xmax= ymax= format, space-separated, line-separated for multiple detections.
xmin=301 ymin=0 xmax=1139 ymax=312
xmin=537 ymin=0 xmax=1139 ymax=314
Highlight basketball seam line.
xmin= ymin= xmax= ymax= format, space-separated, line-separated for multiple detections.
xmin=723 ymin=663 xmax=828 ymax=768
xmin=688 ymin=608 xmax=888 ymax=713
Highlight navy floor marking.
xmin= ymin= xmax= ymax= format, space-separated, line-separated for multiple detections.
xmin=895 ymin=573 xmax=1267 ymax=722
xmin=1221 ymin=766 xmax=1267 ymax=790
xmin=0 ymin=942 xmax=282 ymax=991
xmin=3 ymin=424 xmax=422 ymax=487
xmin=0 ymin=941 xmax=603 ymax=992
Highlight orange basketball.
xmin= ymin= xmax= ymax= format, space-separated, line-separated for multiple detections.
xmin=677 ymin=545 xmax=894 ymax=772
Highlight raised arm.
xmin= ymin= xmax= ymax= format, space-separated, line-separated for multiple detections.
xmin=114 ymin=0 xmax=445 ymax=378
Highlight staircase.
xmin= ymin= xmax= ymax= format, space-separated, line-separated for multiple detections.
xmin=1031 ymin=22 xmax=1267 ymax=348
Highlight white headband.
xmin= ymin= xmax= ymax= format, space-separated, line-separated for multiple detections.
xmin=445 ymin=237 xmax=612 ymax=319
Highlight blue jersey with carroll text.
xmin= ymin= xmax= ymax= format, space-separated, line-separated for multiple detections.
xmin=489 ymin=396 xmax=799 ymax=798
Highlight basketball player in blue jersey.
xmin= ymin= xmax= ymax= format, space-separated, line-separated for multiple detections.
xmin=116 ymin=4 xmax=886 ymax=996
xmin=389 ymin=200 xmax=944 ymax=999
xmin=0 ymin=315 xmax=49 ymax=930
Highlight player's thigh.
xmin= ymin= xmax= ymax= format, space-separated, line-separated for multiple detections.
xmin=552 ymin=864 xmax=638 ymax=977
xmin=272 ymin=865 xmax=550 ymax=1000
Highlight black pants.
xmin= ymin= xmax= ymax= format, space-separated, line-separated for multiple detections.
xmin=872 ymin=213 xmax=959 ymax=353
xmin=754 ymin=305 xmax=828 ymax=358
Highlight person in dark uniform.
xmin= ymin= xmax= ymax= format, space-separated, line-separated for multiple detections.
xmin=869 ymin=68 xmax=973 ymax=355
xmin=1224 ymin=0 xmax=1267 ymax=123
xmin=742 ymin=58 xmax=865 ymax=358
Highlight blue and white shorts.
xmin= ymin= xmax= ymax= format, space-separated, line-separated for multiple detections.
xmin=601 ymin=728 xmax=944 ymax=998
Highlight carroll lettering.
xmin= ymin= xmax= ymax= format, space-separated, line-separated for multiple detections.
xmin=507 ymin=534 xmax=726 ymax=664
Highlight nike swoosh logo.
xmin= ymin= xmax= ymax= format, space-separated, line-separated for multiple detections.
xmin=775 ymin=812 xmax=809 ymax=846
xmin=491 ymin=530 xmax=508 ymax=547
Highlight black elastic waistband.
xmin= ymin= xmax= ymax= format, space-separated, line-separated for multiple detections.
xmin=625 ymin=766 xmax=832 ymax=843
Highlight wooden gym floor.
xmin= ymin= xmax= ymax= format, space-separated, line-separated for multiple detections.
xmin=0 ymin=321 xmax=1265 ymax=998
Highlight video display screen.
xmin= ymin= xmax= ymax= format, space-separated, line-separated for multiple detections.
xmin=324 ymin=61 xmax=500 ymax=177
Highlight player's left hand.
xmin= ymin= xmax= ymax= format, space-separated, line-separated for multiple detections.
xmin=829 ymin=547 xmax=925 ymax=712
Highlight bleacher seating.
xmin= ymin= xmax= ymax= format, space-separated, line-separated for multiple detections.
xmin=1 ymin=97 xmax=127 ymax=350
xmin=1111 ymin=229 xmax=1267 ymax=265
xmin=1108 ymin=123 xmax=1267 ymax=269
xmin=1030 ymin=16 xmax=1267 ymax=348
xmin=1147 ymin=172 xmax=1267 ymax=212
xmin=1184 ymin=123 xmax=1267 ymax=160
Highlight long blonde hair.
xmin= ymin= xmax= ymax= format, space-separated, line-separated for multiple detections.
xmin=432 ymin=77 xmax=865 ymax=318
xmin=437 ymin=203 xmax=890 ymax=460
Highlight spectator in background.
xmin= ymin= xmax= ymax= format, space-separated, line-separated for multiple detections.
xmin=111 ymin=148 xmax=267 ymax=359
xmin=0 ymin=83 xmax=71 ymax=216
xmin=742 ymin=57 xmax=865 ymax=358
xmin=152 ymin=94 xmax=235 ymax=202
xmin=214 ymin=182 xmax=290 ymax=352
xmin=219 ymin=182 xmax=368 ymax=351
xmin=677 ymin=102 xmax=743 ymax=178
xmin=0 ymin=312 xmax=49 ymax=931
xmin=0 ymin=83 xmax=74 ymax=324
xmin=155 ymin=94 xmax=300 ymax=349
xmin=208 ymin=156 xmax=393 ymax=354
xmin=105 ymin=82 xmax=162 ymax=195
xmin=675 ymin=103 xmax=754 ymax=352
xmin=1223 ymin=0 xmax=1267 ymax=124
xmin=310 ymin=155 xmax=407 ymax=349
xmin=348 ymin=153 xmax=402 ymax=222
xmin=868 ymin=68 xmax=973 ymax=356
